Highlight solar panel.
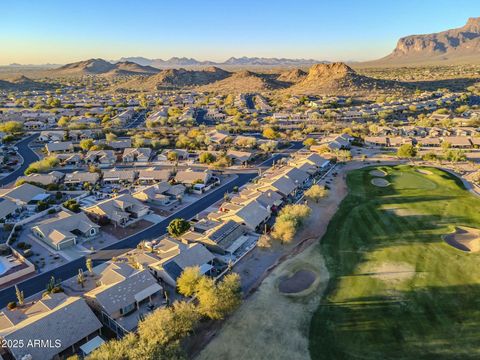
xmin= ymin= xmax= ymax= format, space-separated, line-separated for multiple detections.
xmin=210 ymin=221 xmax=239 ymax=242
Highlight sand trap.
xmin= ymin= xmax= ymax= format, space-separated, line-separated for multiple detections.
xmin=417 ymin=169 xmax=433 ymax=175
xmin=369 ymin=169 xmax=387 ymax=177
xmin=371 ymin=178 xmax=390 ymax=187
xmin=368 ymin=262 xmax=416 ymax=284
xmin=444 ymin=226 xmax=480 ymax=252
xmin=278 ymin=269 xmax=317 ymax=294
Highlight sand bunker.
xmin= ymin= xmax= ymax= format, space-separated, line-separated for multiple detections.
xmin=369 ymin=169 xmax=387 ymax=177
xmin=368 ymin=262 xmax=416 ymax=284
xmin=371 ymin=178 xmax=390 ymax=187
xmin=278 ymin=269 xmax=317 ymax=294
xmin=416 ymin=169 xmax=433 ymax=175
xmin=444 ymin=226 xmax=480 ymax=252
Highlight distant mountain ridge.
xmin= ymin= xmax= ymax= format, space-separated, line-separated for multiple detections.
xmin=367 ymin=17 xmax=480 ymax=65
xmin=116 ymin=56 xmax=326 ymax=68
xmin=54 ymin=58 xmax=160 ymax=76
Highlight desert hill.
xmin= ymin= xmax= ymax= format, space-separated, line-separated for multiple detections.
xmin=116 ymin=66 xmax=231 ymax=91
xmin=0 ymin=75 xmax=56 ymax=90
xmin=287 ymin=62 xmax=407 ymax=95
xmin=276 ymin=68 xmax=307 ymax=83
xmin=198 ymin=70 xmax=289 ymax=93
xmin=51 ymin=58 xmax=159 ymax=76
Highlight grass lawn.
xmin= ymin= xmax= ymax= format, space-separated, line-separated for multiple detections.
xmin=309 ymin=165 xmax=480 ymax=360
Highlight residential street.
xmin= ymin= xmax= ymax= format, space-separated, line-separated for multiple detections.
xmin=0 ymin=133 xmax=39 ymax=186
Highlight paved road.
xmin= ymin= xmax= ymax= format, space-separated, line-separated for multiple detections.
xmin=0 ymin=134 xmax=39 ymax=186
xmin=0 ymin=173 xmax=256 ymax=305
xmin=245 ymin=94 xmax=256 ymax=110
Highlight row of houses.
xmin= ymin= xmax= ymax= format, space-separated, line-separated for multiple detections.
xmin=364 ymin=135 xmax=480 ymax=148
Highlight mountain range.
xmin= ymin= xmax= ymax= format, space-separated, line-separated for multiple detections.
xmin=367 ymin=17 xmax=480 ymax=65
xmin=116 ymin=56 xmax=326 ymax=68
xmin=113 ymin=62 xmax=409 ymax=96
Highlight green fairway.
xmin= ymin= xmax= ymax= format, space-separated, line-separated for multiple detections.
xmin=309 ymin=165 xmax=480 ymax=360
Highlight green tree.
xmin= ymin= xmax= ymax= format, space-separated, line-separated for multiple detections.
xmin=304 ymin=184 xmax=328 ymax=203
xmin=167 ymin=151 xmax=178 ymax=162
xmin=0 ymin=121 xmax=23 ymax=134
xmin=77 ymin=269 xmax=85 ymax=288
xmin=15 ymin=285 xmax=24 ymax=306
xmin=303 ymin=138 xmax=317 ymax=147
xmin=397 ymin=144 xmax=417 ymax=158
xmin=199 ymin=152 xmax=216 ymax=164
xmin=263 ymin=127 xmax=278 ymax=139
xmin=167 ymin=218 xmax=190 ymax=237
xmin=79 ymin=138 xmax=94 ymax=151
xmin=177 ymin=266 xmax=202 ymax=297
xmin=86 ymin=258 xmax=93 ymax=275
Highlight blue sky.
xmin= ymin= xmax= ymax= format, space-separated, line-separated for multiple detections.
xmin=1 ymin=0 xmax=479 ymax=64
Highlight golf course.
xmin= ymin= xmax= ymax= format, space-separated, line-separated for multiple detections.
xmin=310 ymin=165 xmax=480 ymax=359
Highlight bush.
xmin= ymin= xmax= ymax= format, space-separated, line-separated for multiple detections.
xmin=271 ymin=204 xmax=311 ymax=243
xmin=7 ymin=301 xmax=17 ymax=310
xmin=25 ymin=156 xmax=59 ymax=175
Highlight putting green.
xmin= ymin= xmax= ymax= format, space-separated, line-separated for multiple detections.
xmin=390 ymin=171 xmax=437 ymax=190
xmin=309 ymin=165 xmax=480 ymax=359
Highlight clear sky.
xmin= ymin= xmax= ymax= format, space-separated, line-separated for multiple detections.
xmin=1 ymin=0 xmax=479 ymax=65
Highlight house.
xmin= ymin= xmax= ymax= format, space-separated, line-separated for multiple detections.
xmin=206 ymin=130 xmax=230 ymax=144
xmin=184 ymin=220 xmax=252 ymax=255
xmin=429 ymin=113 xmax=452 ymax=121
xmin=1 ymin=183 xmax=48 ymax=207
xmin=0 ymin=293 xmax=102 ymax=360
xmin=364 ymin=136 xmax=388 ymax=147
xmin=441 ymin=136 xmax=472 ymax=148
xmin=148 ymin=240 xmax=215 ymax=287
xmin=108 ymin=139 xmax=132 ymax=150
xmin=389 ymin=137 xmax=413 ymax=147
xmin=122 ymin=148 xmax=152 ymax=163
xmin=45 ymin=141 xmax=74 ymax=154
xmin=0 ymin=198 xmax=20 ymax=221
xmin=102 ymin=169 xmax=137 ymax=184
xmin=138 ymin=168 xmax=172 ymax=183
xmin=133 ymin=182 xmax=185 ymax=206
xmin=32 ymin=210 xmax=100 ymax=250
xmin=291 ymin=153 xmax=329 ymax=175
xmin=282 ymin=167 xmax=310 ymax=187
xmin=258 ymin=176 xmax=297 ymax=198
xmin=39 ymin=130 xmax=65 ymax=142
xmin=85 ymin=262 xmax=163 ymax=334
xmin=85 ymin=194 xmax=150 ymax=227
xmin=211 ymin=199 xmax=271 ymax=232
xmin=85 ymin=150 xmax=116 ymax=166
xmin=160 ymin=148 xmax=189 ymax=161
xmin=175 ymin=169 xmax=212 ymax=185
xmin=64 ymin=171 xmax=100 ymax=185
xmin=56 ymin=153 xmax=82 ymax=166
xmin=417 ymin=137 xmax=441 ymax=147
xmin=226 ymin=149 xmax=253 ymax=165
xmin=18 ymin=171 xmax=65 ymax=187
